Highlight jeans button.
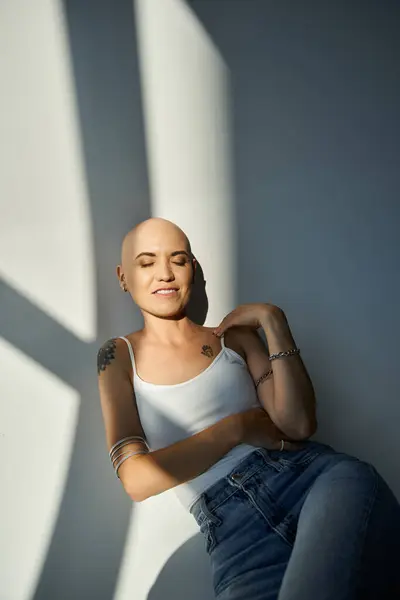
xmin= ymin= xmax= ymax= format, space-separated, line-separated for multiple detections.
xmin=231 ymin=472 xmax=241 ymax=480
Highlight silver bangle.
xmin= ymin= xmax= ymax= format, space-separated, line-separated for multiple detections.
xmin=280 ymin=439 xmax=285 ymax=451
xmin=109 ymin=435 xmax=149 ymax=458
xmin=114 ymin=449 xmax=148 ymax=478
xmin=111 ymin=447 xmax=148 ymax=466
xmin=269 ymin=348 xmax=300 ymax=361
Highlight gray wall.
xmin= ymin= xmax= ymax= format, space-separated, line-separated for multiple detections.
xmin=3 ymin=1 xmax=399 ymax=599
xmin=190 ymin=0 xmax=400 ymax=496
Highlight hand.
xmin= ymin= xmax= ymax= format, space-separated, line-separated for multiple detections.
xmin=213 ymin=303 xmax=284 ymax=337
xmin=232 ymin=407 xmax=305 ymax=451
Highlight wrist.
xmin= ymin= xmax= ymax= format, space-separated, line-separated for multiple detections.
xmin=259 ymin=305 xmax=285 ymax=329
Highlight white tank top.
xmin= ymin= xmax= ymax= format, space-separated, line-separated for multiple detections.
xmin=119 ymin=334 xmax=260 ymax=511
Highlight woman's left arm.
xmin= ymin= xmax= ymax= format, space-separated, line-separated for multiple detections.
xmin=215 ymin=304 xmax=318 ymax=441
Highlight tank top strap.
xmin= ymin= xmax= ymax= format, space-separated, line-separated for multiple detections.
xmin=220 ymin=332 xmax=226 ymax=349
xmin=218 ymin=331 xmax=247 ymax=366
xmin=118 ymin=336 xmax=137 ymax=375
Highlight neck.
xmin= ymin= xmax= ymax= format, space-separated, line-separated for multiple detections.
xmin=142 ymin=312 xmax=200 ymax=345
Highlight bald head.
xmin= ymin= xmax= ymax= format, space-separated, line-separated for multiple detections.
xmin=121 ymin=218 xmax=191 ymax=267
xmin=117 ymin=217 xmax=195 ymax=315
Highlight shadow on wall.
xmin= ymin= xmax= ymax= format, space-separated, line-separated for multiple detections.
xmin=26 ymin=1 xmax=153 ymax=599
xmin=187 ymin=258 xmax=209 ymax=325
xmin=1 ymin=0 xmax=219 ymax=599
xmin=190 ymin=0 xmax=400 ymax=500
xmin=0 ymin=1 xmax=222 ymax=598
xmin=147 ymin=534 xmax=214 ymax=600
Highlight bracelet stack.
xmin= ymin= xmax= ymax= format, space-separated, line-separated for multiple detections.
xmin=109 ymin=435 xmax=150 ymax=479
xmin=255 ymin=347 xmax=300 ymax=389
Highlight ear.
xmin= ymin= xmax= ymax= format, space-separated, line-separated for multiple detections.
xmin=116 ymin=264 xmax=124 ymax=284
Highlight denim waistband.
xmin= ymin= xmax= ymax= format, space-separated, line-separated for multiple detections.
xmin=190 ymin=441 xmax=329 ymax=524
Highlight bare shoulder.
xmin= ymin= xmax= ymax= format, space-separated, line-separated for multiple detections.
xmin=97 ymin=338 xmax=118 ymax=375
xmin=198 ymin=325 xmax=215 ymax=335
xmin=96 ymin=332 xmax=142 ymax=376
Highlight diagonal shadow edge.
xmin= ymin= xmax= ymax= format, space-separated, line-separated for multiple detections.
xmin=0 ymin=279 xmax=92 ymax=388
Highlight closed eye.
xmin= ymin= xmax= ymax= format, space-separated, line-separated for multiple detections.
xmin=140 ymin=261 xmax=186 ymax=268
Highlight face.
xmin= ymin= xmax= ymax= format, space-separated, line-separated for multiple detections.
xmin=118 ymin=221 xmax=195 ymax=319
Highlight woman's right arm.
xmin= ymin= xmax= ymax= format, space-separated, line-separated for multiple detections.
xmin=97 ymin=338 xmax=294 ymax=502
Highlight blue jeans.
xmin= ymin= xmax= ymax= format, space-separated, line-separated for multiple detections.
xmin=190 ymin=442 xmax=400 ymax=599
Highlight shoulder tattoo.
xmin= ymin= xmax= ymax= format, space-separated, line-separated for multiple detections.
xmin=97 ymin=338 xmax=117 ymax=374
xmin=201 ymin=345 xmax=214 ymax=358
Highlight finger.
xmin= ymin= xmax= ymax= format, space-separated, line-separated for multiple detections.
xmin=213 ymin=319 xmax=227 ymax=337
xmin=213 ymin=314 xmax=235 ymax=337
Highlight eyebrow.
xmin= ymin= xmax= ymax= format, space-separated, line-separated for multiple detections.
xmin=135 ymin=250 xmax=191 ymax=260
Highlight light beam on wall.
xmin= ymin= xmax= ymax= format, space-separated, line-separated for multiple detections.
xmin=0 ymin=336 xmax=80 ymax=600
xmin=134 ymin=0 xmax=236 ymax=326
xmin=0 ymin=0 xmax=96 ymax=343
xmin=0 ymin=1 xmax=96 ymax=598
xmin=112 ymin=1 xmax=236 ymax=598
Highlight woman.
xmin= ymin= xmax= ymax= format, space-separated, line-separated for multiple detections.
xmin=97 ymin=217 xmax=400 ymax=600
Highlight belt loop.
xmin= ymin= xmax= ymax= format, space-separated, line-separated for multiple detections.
xmin=199 ymin=494 xmax=222 ymax=526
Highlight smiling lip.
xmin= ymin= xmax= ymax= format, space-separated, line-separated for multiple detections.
xmin=153 ymin=288 xmax=179 ymax=295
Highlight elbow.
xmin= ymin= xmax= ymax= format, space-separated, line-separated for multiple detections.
xmin=296 ymin=414 xmax=318 ymax=441
xmin=126 ymin=477 xmax=153 ymax=502
xmin=121 ymin=454 xmax=155 ymax=502
xmin=122 ymin=467 xmax=152 ymax=503
xmin=279 ymin=413 xmax=317 ymax=441
xmin=128 ymin=488 xmax=149 ymax=503
xmin=126 ymin=475 xmax=153 ymax=503
xmin=292 ymin=396 xmax=318 ymax=440
xmin=274 ymin=411 xmax=318 ymax=441
xmin=123 ymin=455 xmax=170 ymax=502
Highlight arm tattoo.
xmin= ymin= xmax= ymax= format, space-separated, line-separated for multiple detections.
xmin=201 ymin=345 xmax=214 ymax=358
xmin=97 ymin=339 xmax=117 ymax=374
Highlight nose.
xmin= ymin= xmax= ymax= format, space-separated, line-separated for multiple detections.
xmin=155 ymin=260 xmax=175 ymax=282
